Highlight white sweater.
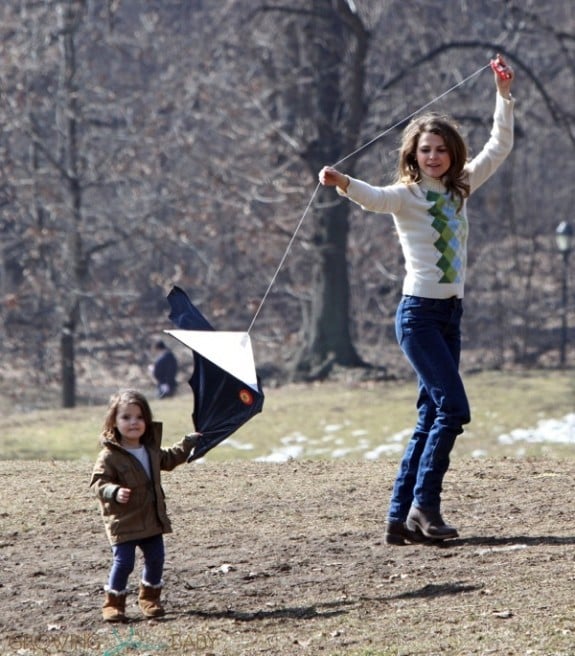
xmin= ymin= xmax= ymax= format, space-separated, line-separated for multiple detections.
xmin=340 ymin=93 xmax=514 ymax=299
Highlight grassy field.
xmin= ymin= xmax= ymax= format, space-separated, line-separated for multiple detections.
xmin=0 ymin=370 xmax=573 ymax=462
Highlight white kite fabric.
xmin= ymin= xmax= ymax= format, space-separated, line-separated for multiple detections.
xmin=164 ymin=329 xmax=259 ymax=391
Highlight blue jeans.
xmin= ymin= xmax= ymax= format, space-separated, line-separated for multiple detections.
xmin=388 ymin=295 xmax=471 ymax=522
xmin=108 ymin=534 xmax=165 ymax=592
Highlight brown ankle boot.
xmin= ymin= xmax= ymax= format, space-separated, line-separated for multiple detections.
xmin=102 ymin=589 xmax=128 ymax=622
xmin=138 ymin=582 xmax=165 ymax=618
xmin=406 ymin=505 xmax=459 ymax=540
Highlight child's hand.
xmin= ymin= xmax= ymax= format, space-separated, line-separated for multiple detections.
xmin=116 ymin=487 xmax=131 ymax=504
xmin=490 ymin=54 xmax=513 ymax=98
xmin=185 ymin=432 xmax=202 ymax=446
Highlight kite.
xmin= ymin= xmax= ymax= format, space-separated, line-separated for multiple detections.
xmin=165 ymin=285 xmax=264 ymax=461
xmin=160 ymin=62 xmax=494 ymax=461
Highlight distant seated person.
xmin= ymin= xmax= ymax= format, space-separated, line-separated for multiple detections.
xmin=150 ymin=340 xmax=178 ymax=399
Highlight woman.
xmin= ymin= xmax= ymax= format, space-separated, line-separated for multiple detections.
xmin=318 ymin=55 xmax=514 ymax=544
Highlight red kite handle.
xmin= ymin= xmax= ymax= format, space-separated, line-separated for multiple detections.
xmin=490 ymin=54 xmax=512 ymax=80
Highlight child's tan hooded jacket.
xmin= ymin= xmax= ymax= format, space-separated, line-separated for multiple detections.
xmin=90 ymin=423 xmax=197 ymax=545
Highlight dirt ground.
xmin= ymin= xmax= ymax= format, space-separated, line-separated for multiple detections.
xmin=1 ymin=457 xmax=575 ymax=656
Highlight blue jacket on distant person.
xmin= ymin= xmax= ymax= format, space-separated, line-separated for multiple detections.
xmin=152 ymin=340 xmax=178 ymax=398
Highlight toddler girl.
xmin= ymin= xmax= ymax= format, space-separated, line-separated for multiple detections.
xmin=91 ymin=388 xmax=198 ymax=621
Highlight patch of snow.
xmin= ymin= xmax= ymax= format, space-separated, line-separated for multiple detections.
xmin=498 ymin=414 xmax=575 ymax=445
xmin=255 ymin=445 xmax=305 ymax=463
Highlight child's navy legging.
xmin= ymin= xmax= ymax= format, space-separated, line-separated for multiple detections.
xmin=107 ymin=534 xmax=164 ymax=592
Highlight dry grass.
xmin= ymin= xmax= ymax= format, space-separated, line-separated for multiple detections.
xmin=0 ymin=370 xmax=573 ymax=462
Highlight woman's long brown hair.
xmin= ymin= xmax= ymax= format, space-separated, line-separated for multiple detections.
xmin=396 ymin=112 xmax=469 ymax=210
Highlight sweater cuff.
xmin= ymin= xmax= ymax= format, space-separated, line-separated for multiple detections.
xmin=336 ymin=177 xmax=353 ymax=197
xmin=102 ymin=484 xmax=121 ymax=502
xmin=497 ymin=91 xmax=514 ymax=105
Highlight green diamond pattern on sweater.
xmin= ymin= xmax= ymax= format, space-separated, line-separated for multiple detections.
xmin=427 ymin=190 xmax=466 ymax=284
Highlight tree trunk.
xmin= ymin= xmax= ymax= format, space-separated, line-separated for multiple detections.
xmin=291 ymin=0 xmax=370 ymax=379
xmin=306 ymin=193 xmax=362 ymax=369
xmin=61 ymin=320 xmax=76 ymax=408
xmin=58 ymin=0 xmax=86 ymax=407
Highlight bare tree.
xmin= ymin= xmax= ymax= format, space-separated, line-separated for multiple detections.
xmin=245 ymin=1 xmax=370 ymax=379
xmin=0 ymin=0 xmax=574 ymax=407
xmin=243 ymin=0 xmax=574 ymax=375
xmin=55 ymin=0 xmax=88 ymax=406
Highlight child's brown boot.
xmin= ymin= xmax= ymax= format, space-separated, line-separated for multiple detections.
xmin=138 ymin=582 xmax=165 ymax=618
xmin=102 ymin=588 xmax=128 ymax=622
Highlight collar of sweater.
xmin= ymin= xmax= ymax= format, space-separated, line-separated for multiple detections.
xmin=419 ymin=172 xmax=447 ymax=194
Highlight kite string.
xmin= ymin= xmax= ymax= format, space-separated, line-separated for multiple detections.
xmin=333 ymin=63 xmax=492 ymax=168
xmin=247 ymin=62 xmax=492 ymax=335
xmin=247 ymin=183 xmax=321 ymax=335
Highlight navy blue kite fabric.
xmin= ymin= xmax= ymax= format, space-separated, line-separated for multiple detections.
xmin=167 ymin=286 xmax=264 ymax=461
